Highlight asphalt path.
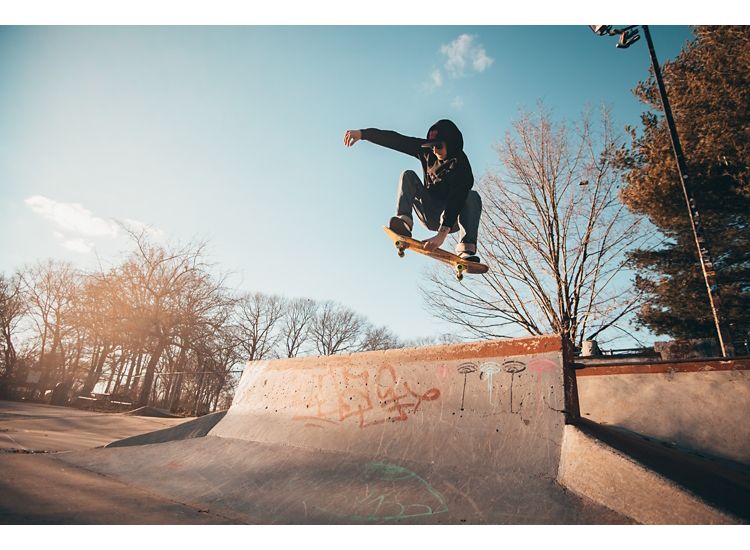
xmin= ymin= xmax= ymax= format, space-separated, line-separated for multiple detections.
xmin=0 ymin=400 xmax=189 ymax=452
xmin=0 ymin=400 xmax=235 ymax=524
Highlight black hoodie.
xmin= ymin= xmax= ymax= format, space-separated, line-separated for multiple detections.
xmin=361 ymin=119 xmax=474 ymax=229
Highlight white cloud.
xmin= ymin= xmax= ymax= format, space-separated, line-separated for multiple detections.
xmin=62 ymin=238 xmax=94 ymax=254
xmin=472 ymin=48 xmax=494 ymax=73
xmin=440 ymin=34 xmax=494 ymax=78
xmin=431 ymin=68 xmax=443 ymax=88
xmin=25 ymin=195 xmax=162 ymax=254
xmin=25 ymin=195 xmax=118 ymax=237
xmin=451 ymin=96 xmax=464 ymax=109
xmin=52 ymin=231 xmax=93 ymax=254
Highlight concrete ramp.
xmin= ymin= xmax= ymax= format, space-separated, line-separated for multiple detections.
xmin=54 ymin=336 xmax=630 ymax=523
xmin=211 ymin=335 xmax=578 ymax=476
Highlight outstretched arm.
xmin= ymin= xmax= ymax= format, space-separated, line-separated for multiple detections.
xmin=342 ymin=128 xmax=424 ymax=158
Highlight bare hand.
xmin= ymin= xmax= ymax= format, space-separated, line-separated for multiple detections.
xmin=343 ymin=129 xmax=362 ymax=147
xmin=423 ymin=231 xmax=448 ymax=252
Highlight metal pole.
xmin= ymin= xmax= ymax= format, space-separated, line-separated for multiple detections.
xmin=642 ymin=26 xmax=733 ymax=357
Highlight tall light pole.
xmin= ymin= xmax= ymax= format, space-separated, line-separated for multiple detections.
xmin=591 ymin=25 xmax=733 ymax=357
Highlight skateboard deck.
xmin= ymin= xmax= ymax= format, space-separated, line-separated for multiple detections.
xmin=383 ymin=226 xmax=489 ymax=281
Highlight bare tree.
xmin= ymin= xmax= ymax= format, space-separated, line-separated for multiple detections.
xmin=235 ymin=292 xmax=284 ymax=361
xmin=73 ymin=271 xmax=123 ymax=395
xmin=423 ymin=106 xmax=648 ymax=347
xmin=309 ymin=301 xmax=366 ymax=355
xmin=281 ymin=297 xmax=316 ymax=358
xmin=359 ymin=324 xmax=403 ymax=351
xmin=182 ymin=324 xmax=241 ymax=415
xmin=0 ymin=272 xmax=26 ymax=380
xmin=115 ymin=229 xmax=233 ymax=407
xmin=20 ymin=260 xmax=80 ymax=390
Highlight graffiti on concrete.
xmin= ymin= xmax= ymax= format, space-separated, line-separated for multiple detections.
xmin=293 ymin=364 xmax=441 ymax=429
xmin=289 ymin=356 xmax=558 ymax=426
xmin=456 ymin=362 xmax=478 ymax=411
xmin=503 ymin=360 xmax=527 ymax=413
xmin=479 ymin=362 xmax=502 ymax=404
xmin=316 ymin=462 xmax=448 ymax=522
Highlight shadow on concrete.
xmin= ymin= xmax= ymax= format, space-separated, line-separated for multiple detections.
xmin=571 ymin=417 xmax=750 ymax=522
xmin=107 ymin=411 xmax=227 ymax=448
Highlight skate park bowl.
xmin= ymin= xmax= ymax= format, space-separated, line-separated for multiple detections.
xmin=47 ymin=335 xmax=748 ymax=523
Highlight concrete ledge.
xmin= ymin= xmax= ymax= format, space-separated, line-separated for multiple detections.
xmin=266 ymin=335 xmax=565 ymax=369
xmin=577 ymin=356 xmax=750 ymax=375
xmin=557 ymin=424 xmax=738 ymax=524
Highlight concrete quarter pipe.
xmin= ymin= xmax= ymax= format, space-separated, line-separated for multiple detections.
xmin=56 ymin=335 xmax=632 ymax=523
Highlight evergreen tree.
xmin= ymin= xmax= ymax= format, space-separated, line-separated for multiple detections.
xmin=618 ymin=26 xmax=750 ymax=342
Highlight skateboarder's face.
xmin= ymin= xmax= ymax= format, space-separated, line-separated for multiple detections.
xmin=432 ymin=142 xmax=447 ymax=160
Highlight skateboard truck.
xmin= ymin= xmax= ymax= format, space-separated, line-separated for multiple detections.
xmin=394 ymin=239 xmax=466 ymax=280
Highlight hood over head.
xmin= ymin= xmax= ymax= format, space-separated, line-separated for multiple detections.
xmin=421 ymin=119 xmax=464 ymax=155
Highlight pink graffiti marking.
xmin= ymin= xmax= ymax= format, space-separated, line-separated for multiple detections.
xmin=337 ymin=367 xmax=375 ymax=425
xmin=293 ymin=364 xmax=441 ymax=429
xmin=372 ymin=365 xmax=440 ymax=426
xmin=528 ymin=359 xmax=556 ymax=374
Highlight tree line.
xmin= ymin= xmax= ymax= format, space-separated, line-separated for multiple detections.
xmin=0 ymin=230 xmax=454 ymax=414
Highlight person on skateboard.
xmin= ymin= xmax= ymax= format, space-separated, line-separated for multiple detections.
xmin=343 ymin=119 xmax=482 ymax=263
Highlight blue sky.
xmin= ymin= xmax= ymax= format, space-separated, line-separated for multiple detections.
xmin=0 ymin=24 xmax=697 ymax=343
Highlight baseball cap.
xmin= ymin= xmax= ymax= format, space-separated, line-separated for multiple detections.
xmin=420 ymin=119 xmax=463 ymax=150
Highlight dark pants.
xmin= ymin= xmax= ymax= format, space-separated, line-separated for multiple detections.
xmin=396 ymin=169 xmax=481 ymax=254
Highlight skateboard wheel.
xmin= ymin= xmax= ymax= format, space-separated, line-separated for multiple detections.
xmin=398 ymin=250 xmax=405 ymax=258
xmin=456 ymin=272 xmax=464 ymax=281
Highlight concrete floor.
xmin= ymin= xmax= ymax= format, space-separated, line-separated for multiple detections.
xmin=0 ymin=400 xmax=631 ymax=525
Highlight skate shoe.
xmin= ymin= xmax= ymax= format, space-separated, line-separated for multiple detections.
xmin=459 ymin=251 xmax=481 ymax=263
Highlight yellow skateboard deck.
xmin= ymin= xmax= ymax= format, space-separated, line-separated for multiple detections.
xmin=383 ymin=226 xmax=489 ymax=281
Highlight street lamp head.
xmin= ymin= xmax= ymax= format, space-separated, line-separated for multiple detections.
xmin=617 ymin=28 xmax=641 ymax=49
xmin=590 ymin=25 xmax=641 ymax=48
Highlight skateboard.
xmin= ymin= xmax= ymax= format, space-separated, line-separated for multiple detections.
xmin=383 ymin=226 xmax=489 ymax=281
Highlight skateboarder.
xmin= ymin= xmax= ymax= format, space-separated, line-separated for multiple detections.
xmin=343 ymin=119 xmax=482 ymax=263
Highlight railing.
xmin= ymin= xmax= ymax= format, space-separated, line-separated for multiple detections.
xmin=576 ymin=341 xmax=749 ymax=359
xmin=600 ymin=347 xmax=660 ymax=357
